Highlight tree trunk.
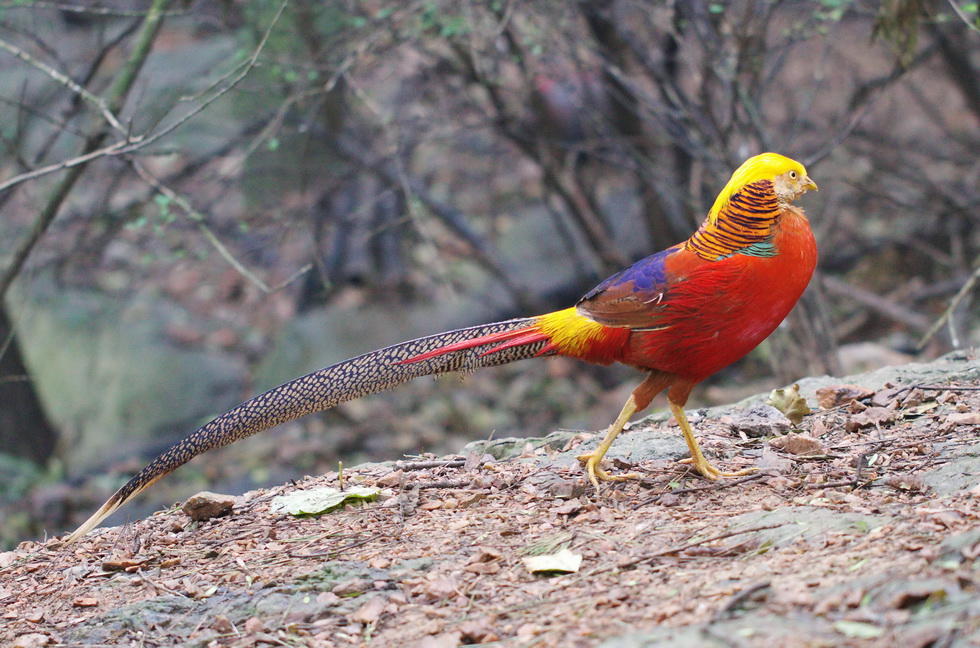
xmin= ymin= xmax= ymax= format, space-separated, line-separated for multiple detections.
xmin=0 ymin=306 xmax=57 ymax=465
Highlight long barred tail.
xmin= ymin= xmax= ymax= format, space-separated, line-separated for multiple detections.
xmin=65 ymin=317 xmax=550 ymax=542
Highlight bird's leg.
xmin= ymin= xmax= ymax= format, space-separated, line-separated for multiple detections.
xmin=578 ymin=373 xmax=667 ymax=491
xmin=669 ymin=398 xmax=757 ymax=480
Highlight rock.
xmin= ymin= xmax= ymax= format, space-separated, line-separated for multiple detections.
xmin=12 ymin=634 xmax=50 ymax=648
xmin=181 ymin=491 xmax=236 ymax=522
xmin=731 ymin=405 xmax=792 ymax=438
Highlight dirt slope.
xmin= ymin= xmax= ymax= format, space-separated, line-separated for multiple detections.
xmin=1 ymin=351 xmax=978 ymax=647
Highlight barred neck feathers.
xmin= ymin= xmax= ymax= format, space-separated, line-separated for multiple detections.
xmin=685 ymin=179 xmax=782 ymax=261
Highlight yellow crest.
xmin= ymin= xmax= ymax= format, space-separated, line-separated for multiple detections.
xmin=707 ymin=153 xmax=808 ymax=225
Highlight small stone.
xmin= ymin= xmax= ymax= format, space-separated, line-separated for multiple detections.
xmin=731 ymin=405 xmax=792 ymax=438
xmin=181 ymin=491 xmax=236 ymax=522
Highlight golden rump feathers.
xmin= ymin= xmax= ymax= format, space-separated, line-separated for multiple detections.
xmin=707 ymin=153 xmax=816 ymax=226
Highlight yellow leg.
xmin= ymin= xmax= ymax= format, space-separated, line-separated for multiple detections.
xmin=577 ymin=395 xmax=641 ymax=490
xmin=669 ymin=401 xmax=756 ymax=480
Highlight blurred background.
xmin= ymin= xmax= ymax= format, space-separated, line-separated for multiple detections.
xmin=0 ymin=0 xmax=976 ymax=547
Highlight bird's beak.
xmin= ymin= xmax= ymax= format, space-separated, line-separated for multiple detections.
xmin=803 ymin=176 xmax=818 ymax=192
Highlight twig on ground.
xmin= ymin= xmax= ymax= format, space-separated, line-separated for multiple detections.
xmin=396 ymin=460 xmax=466 ymax=471
xmin=712 ymin=581 xmax=772 ymax=621
xmin=416 ymin=480 xmax=472 ymax=490
xmin=609 ymin=523 xmax=784 ymax=572
xmin=634 ymin=473 xmax=765 ymax=510
xmin=289 ymin=534 xmax=382 ymax=559
xmin=914 ymin=384 xmax=980 ymax=392
xmin=804 ymin=479 xmax=877 ymax=490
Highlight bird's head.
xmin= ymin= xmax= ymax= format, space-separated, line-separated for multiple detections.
xmin=708 ymin=153 xmax=817 ymax=224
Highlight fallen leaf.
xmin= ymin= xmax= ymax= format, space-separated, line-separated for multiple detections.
xmin=458 ymin=618 xmax=499 ymax=644
xmin=847 ymin=407 xmax=895 ymax=430
xmin=757 ymin=446 xmax=793 ymax=474
xmin=331 ymin=577 xmax=371 ymax=596
xmin=419 ymin=575 xmax=457 ymax=601
xmin=413 ymin=632 xmax=462 ymax=648
xmin=767 ymin=384 xmax=810 ymax=425
xmin=769 ymin=433 xmax=826 ymax=456
xmin=212 ymin=616 xmax=234 ymax=633
xmin=885 ymin=474 xmax=928 ymax=492
xmin=522 ymin=548 xmax=582 ymax=574
xmin=349 ymin=596 xmax=386 ymax=624
xmin=815 ymin=384 xmax=873 ymax=409
xmin=102 ymin=557 xmax=146 ymax=572
xmin=833 ymin=620 xmax=883 ymax=639
xmin=244 ymin=617 xmax=266 ymax=634
xmin=871 ymin=386 xmax=907 ymax=408
xmin=464 ymin=561 xmax=500 ymax=575
xmin=270 ymin=486 xmax=380 ymax=516
xmin=72 ymin=598 xmax=99 ymax=608
xmin=946 ymin=412 xmax=980 ymax=426
xmin=903 ymin=401 xmax=939 ymax=417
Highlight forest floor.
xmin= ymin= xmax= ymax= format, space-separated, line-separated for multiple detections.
xmin=1 ymin=351 xmax=978 ymax=648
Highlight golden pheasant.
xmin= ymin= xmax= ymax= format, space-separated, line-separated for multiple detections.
xmin=65 ymin=152 xmax=817 ymax=542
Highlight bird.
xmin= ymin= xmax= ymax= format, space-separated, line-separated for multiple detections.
xmin=65 ymin=152 xmax=817 ymax=542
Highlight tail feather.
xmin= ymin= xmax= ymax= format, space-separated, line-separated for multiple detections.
xmin=65 ymin=316 xmax=550 ymax=542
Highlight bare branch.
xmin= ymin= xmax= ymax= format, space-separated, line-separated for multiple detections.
xmin=0 ymin=0 xmax=170 ymax=302
xmin=0 ymin=35 xmax=127 ymax=135
xmin=127 ymin=159 xmax=272 ymax=293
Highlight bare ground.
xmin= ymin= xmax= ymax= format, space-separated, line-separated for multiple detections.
xmin=1 ymin=351 xmax=978 ymax=648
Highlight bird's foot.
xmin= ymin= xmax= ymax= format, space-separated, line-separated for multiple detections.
xmin=577 ymin=452 xmax=641 ymax=492
xmin=679 ymin=456 xmax=758 ymax=481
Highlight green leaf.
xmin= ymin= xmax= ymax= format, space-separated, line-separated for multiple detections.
xmin=834 ymin=621 xmax=883 ymax=639
xmin=270 ymin=486 xmax=380 ymax=516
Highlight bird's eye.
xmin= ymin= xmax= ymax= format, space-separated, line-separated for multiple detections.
xmin=789 ymin=170 xmax=798 ymax=179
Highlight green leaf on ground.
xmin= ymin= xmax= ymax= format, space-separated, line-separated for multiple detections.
xmin=834 ymin=620 xmax=883 ymax=639
xmin=270 ymin=486 xmax=380 ymax=517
